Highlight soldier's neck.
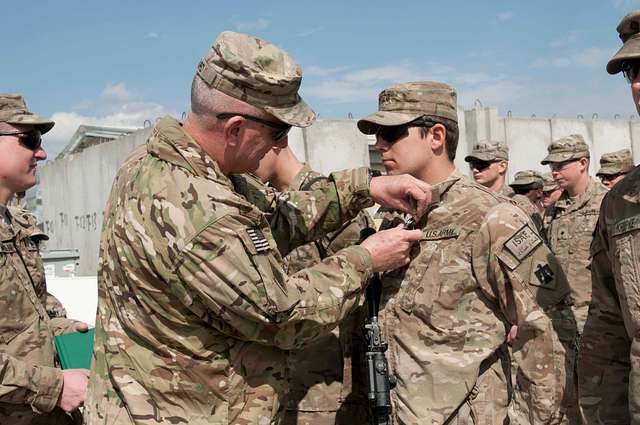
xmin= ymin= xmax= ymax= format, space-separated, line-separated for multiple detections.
xmin=566 ymin=174 xmax=590 ymax=198
xmin=416 ymin=161 xmax=455 ymax=185
xmin=272 ymin=161 xmax=304 ymax=191
xmin=0 ymin=187 xmax=13 ymax=206
xmin=488 ymin=176 xmax=506 ymax=193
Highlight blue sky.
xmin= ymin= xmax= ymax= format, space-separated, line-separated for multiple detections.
xmin=2 ymin=0 xmax=640 ymax=157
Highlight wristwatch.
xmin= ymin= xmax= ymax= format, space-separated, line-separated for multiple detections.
xmin=367 ymin=168 xmax=382 ymax=186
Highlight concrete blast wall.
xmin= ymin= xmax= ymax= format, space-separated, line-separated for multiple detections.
xmin=41 ymin=108 xmax=640 ymax=275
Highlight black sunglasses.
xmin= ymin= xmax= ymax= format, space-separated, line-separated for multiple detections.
xmin=216 ymin=113 xmax=291 ymax=142
xmin=375 ymin=117 xmax=436 ymax=144
xmin=468 ymin=159 xmax=498 ymax=171
xmin=0 ymin=129 xmax=42 ymax=151
xmin=599 ymin=172 xmax=627 ymax=182
xmin=622 ymin=61 xmax=640 ymax=84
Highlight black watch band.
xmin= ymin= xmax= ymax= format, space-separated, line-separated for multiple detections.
xmin=368 ymin=168 xmax=382 ymax=185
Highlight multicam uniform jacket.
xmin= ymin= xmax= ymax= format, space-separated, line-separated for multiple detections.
xmin=84 ymin=117 xmax=378 ymax=425
xmin=278 ymin=165 xmax=372 ymax=424
xmin=543 ymin=178 xmax=608 ymax=333
xmin=377 ymin=172 xmax=563 ymax=425
xmin=0 ymin=206 xmax=82 ymax=425
xmin=580 ymin=165 xmax=640 ymax=424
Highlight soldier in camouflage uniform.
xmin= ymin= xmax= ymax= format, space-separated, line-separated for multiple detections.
xmin=541 ymin=134 xmax=608 ymax=424
xmin=541 ymin=172 xmax=563 ymax=209
xmin=247 ymin=146 xmax=371 ymax=424
xmin=465 ymin=142 xmax=545 ymax=234
xmin=579 ymin=11 xmax=640 ymax=424
xmin=509 ymin=170 xmax=544 ymax=212
xmin=84 ymin=31 xmax=430 ymax=425
xmin=0 ymin=94 xmax=91 ymax=424
xmin=358 ymin=81 xmax=567 ymax=424
xmin=596 ymin=148 xmax=634 ymax=189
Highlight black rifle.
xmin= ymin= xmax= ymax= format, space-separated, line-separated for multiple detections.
xmin=360 ymin=228 xmax=396 ymax=425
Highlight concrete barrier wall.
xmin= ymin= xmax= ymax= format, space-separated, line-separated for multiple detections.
xmin=41 ymin=109 xmax=640 ymax=275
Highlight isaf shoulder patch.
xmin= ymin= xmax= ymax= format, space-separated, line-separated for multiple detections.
xmin=504 ymin=224 xmax=542 ymax=261
xmin=246 ymin=226 xmax=270 ymax=253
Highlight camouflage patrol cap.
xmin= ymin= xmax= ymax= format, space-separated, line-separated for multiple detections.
xmin=357 ymin=81 xmax=457 ymax=134
xmin=607 ymin=11 xmax=640 ymax=74
xmin=0 ymin=94 xmax=54 ymax=134
xmin=541 ymin=172 xmax=558 ymax=192
xmin=197 ymin=31 xmax=316 ymax=127
xmin=509 ymin=170 xmax=544 ymax=189
xmin=596 ymin=148 xmax=634 ymax=176
xmin=464 ymin=141 xmax=509 ymax=162
xmin=541 ymin=134 xmax=590 ymax=164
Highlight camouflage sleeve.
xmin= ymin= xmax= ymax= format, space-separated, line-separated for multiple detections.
xmin=173 ymin=213 xmax=372 ymax=350
xmin=579 ymin=214 xmax=631 ymax=424
xmin=322 ymin=210 xmax=375 ymax=257
xmin=45 ymin=292 xmax=84 ymax=336
xmin=473 ymin=204 xmax=562 ymax=424
xmin=236 ymin=167 xmax=373 ymax=256
xmin=0 ymin=352 xmax=63 ymax=414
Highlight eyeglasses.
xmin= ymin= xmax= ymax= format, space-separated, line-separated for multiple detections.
xmin=0 ymin=130 xmax=42 ymax=151
xmin=216 ymin=113 xmax=291 ymax=142
xmin=375 ymin=117 xmax=436 ymax=144
xmin=599 ymin=172 xmax=627 ymax=182
xmin=468 ymin=159 xmax=498 ymax=171
xmin=549 ymin=159 xmax=580 ymax=172
xmin=623 ymin=61 xmax=640 ymax=83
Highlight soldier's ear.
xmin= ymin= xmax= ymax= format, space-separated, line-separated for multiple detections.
xmin=430 ymin=123 xmax=446 ymax=151
xmin=222 ymin=116 xmax=243 ymax=145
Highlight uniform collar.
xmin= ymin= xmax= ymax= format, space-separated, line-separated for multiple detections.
xmin=290 ymin=163 xmax=315 ymax=191
xmin=555 ymin=178 xmax=602 ymax=212
xmin=146 ymin=116 xmax=234 ymax=190
xmin=497 ymin=184 xmax=515 ymax=197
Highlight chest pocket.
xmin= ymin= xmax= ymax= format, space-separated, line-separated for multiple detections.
xmin=0 ymin=239 xmax=44 ymax=343
xmin=397 ymin=225 xmax=466 ymax=317
xmin=237 ymin=226 xmax=298 ymax=319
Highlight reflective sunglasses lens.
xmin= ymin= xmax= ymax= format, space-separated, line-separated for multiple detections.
xmin=21 ymin=131 xmax=42 ymax=150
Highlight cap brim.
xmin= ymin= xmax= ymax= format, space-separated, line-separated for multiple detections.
xmin=7 ymin=114 xmax=55 ymax=134
xmin=264 ymin=97 xmax=316 ymax=128
xmin=541 ymin=152 xmax=588 ymax=165
xmin=464 ymin=153 xmax=499 ymax=162
xmin=596 ymin=166 xmax=624 ymax=176
xmin=607 ymin=34 xmax=640 ymax=74
xmin=357 ymin=111 xmax=423 ymax=135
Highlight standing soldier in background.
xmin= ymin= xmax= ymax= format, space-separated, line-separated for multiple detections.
xmin=596 ymin=148 xmax=634 ymax=189
xmin=358 ymin=81 xmax=565 ymax=424
xmin=0 ymin=94 xmax=90 ymax=424
xmin=541 ymin=172 xmax=563 ymax=209
xmin=465 ymin=142 xmax=544 ymax=233
xmin=509 ymin=170 xmax=544 ymax=213
xmin=580 ymin=10 xmax=640 ymax=424
xmin=236 ymin=146 xmax=371 ymax=424
xmin=84 ymin=31 xmax=430 ymax=425
xmin=541 ymin=134 xmax=608 ymax=424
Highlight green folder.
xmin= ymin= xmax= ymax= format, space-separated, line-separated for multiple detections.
xmin=54 ymin=329 xmax=95 ymax=370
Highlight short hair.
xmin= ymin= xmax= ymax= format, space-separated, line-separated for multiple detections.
xmin=419 ymin=115 xmax=459 ymax=161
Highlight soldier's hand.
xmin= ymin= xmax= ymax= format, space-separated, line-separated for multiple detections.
xmin=507 ymin=325 xmax=518 ymax=345
xmin=73 ymin=321 xmax=90 ymax=333
xmin=57 ymin=369 xmax=90 ymax=412
xmin=361 ymin=225 xmax=423 ymax=272
xmin=370 ymin=174 xmax=432 ymax=219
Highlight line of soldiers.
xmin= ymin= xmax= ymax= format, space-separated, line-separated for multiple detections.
xmin=3 ymin=9 xmax=640 ymax=425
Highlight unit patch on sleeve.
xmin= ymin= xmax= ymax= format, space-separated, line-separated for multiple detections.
xmin=247 ymin=226 xmax=270 ymax=253
xmin=504 ymin=225 xmax=542 ymax=261
xmin=529 ymin=259 xmax=557 ymax=290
